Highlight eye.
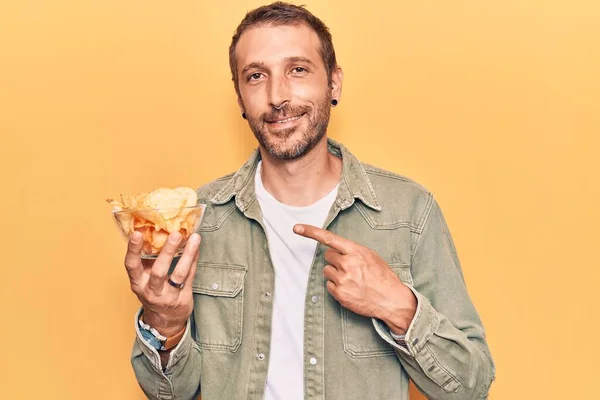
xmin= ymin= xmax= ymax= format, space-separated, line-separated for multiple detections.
xmin=292 ymin=67 xmax=307 ymax=74
xmin=248 ymin=72 xmax=263 ymax=81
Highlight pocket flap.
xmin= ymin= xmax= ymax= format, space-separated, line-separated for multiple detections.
xmin=192 ymin=263 xmax=246 ymax=297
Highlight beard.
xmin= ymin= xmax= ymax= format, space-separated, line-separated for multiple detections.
xmin=245 ymin=94 xmax=331 ymax=160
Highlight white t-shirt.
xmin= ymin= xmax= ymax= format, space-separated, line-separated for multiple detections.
xmin=254 ymin=161 xmax=338 ymax=400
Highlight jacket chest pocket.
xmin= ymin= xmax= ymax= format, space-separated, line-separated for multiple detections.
xmin=192 ymin=263 xmax=246 ymax=352
xmin=341 ymin=263 xmax=413 ymax=358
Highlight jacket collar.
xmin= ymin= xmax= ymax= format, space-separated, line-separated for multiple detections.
xmin=210 ymin=138 xmax=381 ymax=212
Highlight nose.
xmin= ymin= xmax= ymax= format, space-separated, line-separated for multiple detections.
xmin=268 ymin=74 xmax=291 ymax=110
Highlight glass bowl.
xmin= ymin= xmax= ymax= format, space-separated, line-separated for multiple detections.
xmin=112 ymin=204 xmax=206 ymax=259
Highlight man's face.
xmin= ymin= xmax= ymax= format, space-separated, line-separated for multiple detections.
xmin=235 ymin=24 xmax=337 ymax=160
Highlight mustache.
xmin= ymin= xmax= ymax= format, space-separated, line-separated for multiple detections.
xmin=261 ymin=104 xmax=311 ymax=122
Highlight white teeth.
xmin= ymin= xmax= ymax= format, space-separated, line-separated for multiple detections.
xmin=276 ymin=115 xmax=302 ymax=123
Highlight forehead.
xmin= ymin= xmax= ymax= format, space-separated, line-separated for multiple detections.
xmin=235 ymin=24 xmax=322 ymax=71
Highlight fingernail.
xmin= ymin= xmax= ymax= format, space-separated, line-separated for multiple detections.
xmin=190 ymin=233 xmax=200 ymax=245
xmin=294 ymin=225 xmax=304 ymax=234
xmin=169 ymin=232 xmax=182 ymax=244
xmin=131 ymin=231 xmax=142 ymax=244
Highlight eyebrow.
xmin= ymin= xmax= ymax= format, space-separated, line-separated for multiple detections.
xmin=284 ymin=56 xmax=316 ymax=67
xmin=240 ymin=56 xmax=317 ymax=75
xmin=241 ymin=62 xmax=268 ymax=75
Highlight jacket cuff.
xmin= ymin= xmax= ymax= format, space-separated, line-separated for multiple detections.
xmin=372 ymin=285 xmax=439 ymax=357
xmin=134 ymin=307 xmax=193 ymax=372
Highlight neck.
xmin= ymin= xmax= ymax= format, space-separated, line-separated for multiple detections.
xmin=258 ymin=137 xmax=343 ymax=207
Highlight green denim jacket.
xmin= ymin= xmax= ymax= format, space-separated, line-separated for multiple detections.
xmin=131 ymin=139 xmax=495 ymax=400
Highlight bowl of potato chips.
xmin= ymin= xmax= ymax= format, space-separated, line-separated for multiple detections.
xmin=107 ymin=187 xmax=205 ymax=259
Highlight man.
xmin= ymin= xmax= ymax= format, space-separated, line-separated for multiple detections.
xmin=126 ymin=2 xmax=495 ymax=399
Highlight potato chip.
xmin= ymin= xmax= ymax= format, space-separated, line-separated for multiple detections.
xmin=145 ymin=188 xmax=186 ymax=219
xmin=165 ymin=216 xmax=184 ymax=233
xmin=135 ymin=209 xmax=167 ymax=231
xmin=152 ymin=230 xmax=169 ymax=249
xmin=120 ymin=193 xmax=135 ymax=209
xmin=174 ymin=187 xmax=198 ymax=206
xmin=134 ymin=193 xmax=148 ymax=209
xmin=133 ymin=218 xmax=151 ymax=229
xmin=185 ymin=207 xmax=202 ymax=228
xmin=114 ymin=211 xmax=133 ymax=235
xmin=106 ymin=198 xmax=124 ymax=212
xmin=174 ymin=187 xmax=198 ymax=218
xmin=143 ymin=242 xmax=153 ymax=254
xmin=145 ymin=225 xmax=155 ymax=239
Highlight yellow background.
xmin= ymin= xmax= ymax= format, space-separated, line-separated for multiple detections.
xmin=1 ymin=0 xmax=598 ymax=398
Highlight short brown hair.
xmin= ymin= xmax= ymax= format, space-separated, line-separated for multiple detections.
xmin=229 ymin=2 xmax=337 ymax=95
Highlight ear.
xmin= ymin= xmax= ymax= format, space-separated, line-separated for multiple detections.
xmin=330 ymin=65 xmax=343 ymax=102
xmin=237 ymin=96 xmax=245 ymax=114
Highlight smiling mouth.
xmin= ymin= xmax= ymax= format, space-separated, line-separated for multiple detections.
xmin=266 ymin=113 xmax=306 ymax=124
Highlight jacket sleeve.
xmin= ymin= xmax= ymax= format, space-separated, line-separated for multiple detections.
xmin=373 ymin=195 xmax=495 ymax=399
xmin=131 ymin=308 xmax=202 ymax=400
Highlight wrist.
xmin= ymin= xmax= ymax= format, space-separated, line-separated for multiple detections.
xmin=379 ymin=283 xmax=417 ymax=335
xmin=139 ymin=313 xmax=187 ymax=352
xmin=140 ymin=310 xmax=186 ymax=338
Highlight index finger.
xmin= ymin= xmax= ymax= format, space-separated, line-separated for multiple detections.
xmin=124 ymin=231 xmax=144 ymax=282
xmin=293 ymin=224 xmax=355 ymax=255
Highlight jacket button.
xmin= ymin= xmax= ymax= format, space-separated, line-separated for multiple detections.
xmin=311 ymin=295 xmax=319 ymax=304
xmin=258 ymin=353 xmax=265 ymax=360
xmin=211 ymin=283 xmax=219 ymax=290
xmin=309 ymin=357 xmax=317 ymax=365
xmin=265 ymin=292 xmax=272 ymax=298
